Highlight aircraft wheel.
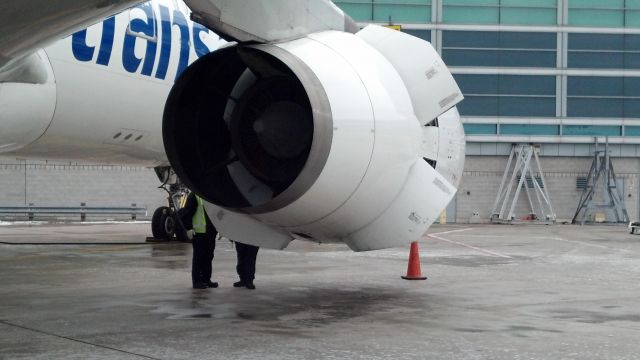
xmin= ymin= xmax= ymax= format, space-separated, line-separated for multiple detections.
xmin=151 ymin=206 xmax=175 ymax=240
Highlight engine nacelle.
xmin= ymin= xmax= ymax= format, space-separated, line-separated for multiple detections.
xmin=0 ymin=50 xmax=56 ymax=153
xmin=163 ymin=25 xmax=464 ymax=251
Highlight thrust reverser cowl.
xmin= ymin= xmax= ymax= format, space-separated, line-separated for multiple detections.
xmin=0 ymin=50 xmax=56 ymax=154
xmin=163 ymin=25 xmax=464 ymax=251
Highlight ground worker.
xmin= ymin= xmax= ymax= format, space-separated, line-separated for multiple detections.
xmin=233 ymin=242 xmax=259 ymax=290
xmin=181 ymin=192 xmax=217 ymax=289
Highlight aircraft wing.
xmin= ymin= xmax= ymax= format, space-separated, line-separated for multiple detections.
xmin=0 ymin=0 xmax=355 ymax=70
xmin=185 ymin=0 xmax=358 ymax=42
xmin=0 ymin=0 xmax=144 ymax=69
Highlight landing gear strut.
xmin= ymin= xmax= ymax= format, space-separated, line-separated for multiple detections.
xmin=152 ymin=166 xmax=190 ymax=241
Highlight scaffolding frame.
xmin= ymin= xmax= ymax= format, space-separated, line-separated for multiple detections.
xmin=491 ymin=144 xmax=556 ymax=224
xmin=572 ymin=138 xmax=629 ymax=225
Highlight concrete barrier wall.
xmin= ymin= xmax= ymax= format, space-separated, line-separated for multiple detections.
xmin=0 ymin=161 xmax=166 ymax=221
xmin=2 ymin=156 xmax=638 ymax=223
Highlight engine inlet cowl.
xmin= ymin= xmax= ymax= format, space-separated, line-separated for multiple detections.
xmin=163 ymin=44 xmax=332 ymax=213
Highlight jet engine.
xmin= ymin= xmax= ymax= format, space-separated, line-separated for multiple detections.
xmin=163 ymin=25 xmax=464 ymax=251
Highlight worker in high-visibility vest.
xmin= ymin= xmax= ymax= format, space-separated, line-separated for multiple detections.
xmin=180 ymin=191 xmax=218 ymax=289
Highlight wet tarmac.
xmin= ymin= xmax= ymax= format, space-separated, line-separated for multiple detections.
xmin=1 ymin=223 xmax=640 ymax=359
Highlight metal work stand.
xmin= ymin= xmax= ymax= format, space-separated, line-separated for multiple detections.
xmin=572 ymin=138 xmax=629 ymax=225
xmin=490 ymin=144 xmax=555 ymax=224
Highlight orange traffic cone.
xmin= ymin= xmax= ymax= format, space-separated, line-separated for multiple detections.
xmin=401 ymin=241 xmax=427 ymax=280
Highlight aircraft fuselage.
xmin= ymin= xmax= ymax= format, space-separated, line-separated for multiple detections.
xmin=0 ymin=0 xmax=222 ymax=165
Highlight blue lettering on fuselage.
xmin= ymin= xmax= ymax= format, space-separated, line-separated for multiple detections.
xmin=72 ymin=16 xmax=116 ymax=66
xmin=123 ymin=3 xmax=157 ymax=75
xmin=71 ymin=3 xmax=212 ymax=81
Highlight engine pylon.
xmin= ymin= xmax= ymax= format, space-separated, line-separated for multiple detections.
xmin=401 ymin=241 xmax=427 ymax=280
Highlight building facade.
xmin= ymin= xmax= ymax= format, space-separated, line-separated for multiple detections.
xmin=334 ymin=0 xmax=640 ymax=222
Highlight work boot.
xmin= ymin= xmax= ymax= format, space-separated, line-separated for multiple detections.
xmin=208 ymin=281 xmax=219 ymax=288
xmin=233 ymin=280 xmax=245 ymax=288
xmin=245 ymin=281 xmax=256 ymax=290
xmin=192 ymin=282 xmax=208 ymax=289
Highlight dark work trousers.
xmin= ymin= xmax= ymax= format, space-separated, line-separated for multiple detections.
xmin=235 ymin=242 xmax=259 ymax=282
xmin=192 ymin=232 xmax=215 ymax=285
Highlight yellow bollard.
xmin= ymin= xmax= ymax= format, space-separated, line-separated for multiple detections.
xmin=439 ymin=210 xmax=447 ymax=224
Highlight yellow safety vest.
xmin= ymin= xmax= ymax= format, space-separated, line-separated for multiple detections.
xmin=192 ymin=195 xmax=207 ymax=234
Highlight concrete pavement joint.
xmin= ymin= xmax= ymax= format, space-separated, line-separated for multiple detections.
xmin=0 ymin=319 xmax=163 ymax=360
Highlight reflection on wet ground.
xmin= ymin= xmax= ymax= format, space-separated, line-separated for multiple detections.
xmin=148 ymin=243 xmax=190 ymax=270
xmin=155 ymin=286 xmax=420 ymax=324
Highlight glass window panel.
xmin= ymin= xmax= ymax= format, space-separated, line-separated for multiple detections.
xmin=500 ymin=124 xmax=560 ymax=135
xmin=625 ymin=35 xmax=640 ymax=49
xmin=569 ymin=9 xmax=624 ymax=27
xmin=563 ymin=125 xmax=622 ymax=136
xmin=443 ymin=6 xmax=499 ymax=24
xmin=333 ymin=1 xmax=432 ymax=22
xmin=500 ymin=75 xmax=556 ymax=95
xmin=403 ymin=29 xmax=431 ymax=41
xmin=373 ymin=4 xmax=431 ymax=23
xmin=567 ymin=98 xmax=624 ymax=117
xmin=502 ymin=0 xmax=556 ymax=6
xmin=332 ymin=1 xmax=374 ymax=21
xmin=568 ymin=52 xmax=624 ymax=68
xmin=442 ymin=49 xmax=501 ymax=66
xmin=627 ymin=11 xmax=640 ymax=27
xmin=443 ymin=31 xmax=499 ymax=47
xmin=463 ymin=123 xmax=498 ymax=135
xmin=500 ymin=8 xmax=556 ymax=25
xmin=624 ymin=99 xmax=640 ymax=117
xmin=625 ymin=126 xmax=640 ymax=136
xmin=628 ymin=0 xmax=640 ymax=9
xmin=500 ymin=51 xmax=556 ymax=67
xmin=625 ymin=78 xmax=640 ymax=97
xmin=568 ymin=34 xmax=633 ymax=69
xmin=569 ymin=0 xmax=624 ymax=9
xmin=456 ymin=75 xmax=556 ymax=96
xmin=568 ymin=77 xmax=624 ymax=96
xmin=625 ymin=54 xmax=640 ymax=68
xmin=500 ymin=32 xmax=556 ymax=49
xmin=454 ymin=74 xmax=499 ymax=94
xmin=569 ymin=34 xmax=624 ymax=50
xmin=442 ymin=31 xmax=557 ymax=67
xmin=499 ymin=97 xmax=556 ymax=116
xmin=458 ymin=96 xmax=499 ymax=116
xmin=443 ymin=31 xmax=556 ymax=49
xmin=443 ymin=0 xmax=499 ymax=5
xmin=376 ymin=0 xmax=430 ymax=3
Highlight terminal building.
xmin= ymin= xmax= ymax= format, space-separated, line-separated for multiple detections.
xmin=333 ymin=0 xmax=640 ymax=223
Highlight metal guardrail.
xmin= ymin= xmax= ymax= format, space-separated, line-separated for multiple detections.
xmin=0 ymin=204 xmax=147 ymax=221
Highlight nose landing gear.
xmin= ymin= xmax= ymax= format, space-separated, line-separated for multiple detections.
xmin=151 ymin=206 xmax=177 ymax=240
xmin=152 ymin=166 xmax=189 ymax=242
